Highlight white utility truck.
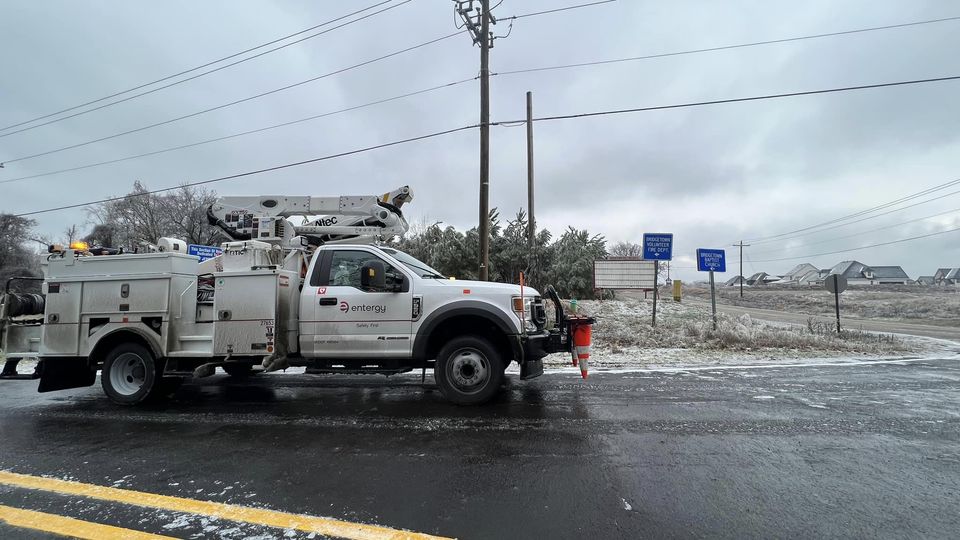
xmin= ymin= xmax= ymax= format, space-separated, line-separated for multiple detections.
xmin=0 ymin=186 xmax=589 ymax=405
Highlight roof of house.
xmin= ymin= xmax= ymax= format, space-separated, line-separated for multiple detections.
xmin=829 ymin=260 xmax=870 ymax=279
xmin=869 ymin=266 xmax=910 ymax=280
xmin=935 ymin=268 xmax=953 ymax=278
xmin=947 ymin=268 xmax=960 ymax=279
xmin=724 ymin=275 xmax=745 ymax=286
xmin=747 ymin=272 xmax=767 ymax=282
xmin=797 ymin=270 xmax=823 ymax=283
xmin=917 ymin=276 xmax=936 ymax=284
xmin=782 ymin=263 xmax=818 ymax=280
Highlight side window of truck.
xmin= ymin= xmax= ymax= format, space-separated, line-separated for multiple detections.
xmin=326 ymin=251 xmax=403 ymax=291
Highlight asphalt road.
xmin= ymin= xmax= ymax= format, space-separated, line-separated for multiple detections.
xmin=685 ymin=298 xmax=960 ymax=341
xmin=1 ymin=361 xmax=959 ymax=539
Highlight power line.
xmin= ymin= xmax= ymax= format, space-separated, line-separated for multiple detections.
xmin=503 ymin=0 xmax=617 ymax=20
xmin=748 ymin=185 xmax=960 ymax=247
xmin=494 ymin=15 xmax=960 ymax=76
xmin=0 ymin=31 xmax=464 ymax=166
xmin=0 ymin=0 xmax=404 ymax=136
xmin=13 ymin=124 xmax=479 ymax=218
xmin=491 ymin=75 xmax=960 ymax=125
xmin=751 ymin=206 xmax=960 ymax=256
xmin=0 ymin=77 xmax=476 ymax=185
xmin=745 ymin=177 xmax=960 ymax=243
xmin=750 ymin=225 xmax=960 ymax=263
xmin=5 ymin=74 xmax=958 ymax=183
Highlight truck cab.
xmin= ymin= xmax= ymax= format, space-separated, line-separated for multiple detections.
xmin=297 ymin=244 xmax=555 ymax=403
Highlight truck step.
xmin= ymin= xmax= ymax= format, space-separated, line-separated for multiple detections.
xmin=305 ymin=367 xmax=413 ymax=376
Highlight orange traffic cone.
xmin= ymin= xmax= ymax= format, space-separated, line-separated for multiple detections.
xmin=570 ymin=317 xmax=593 ymax=379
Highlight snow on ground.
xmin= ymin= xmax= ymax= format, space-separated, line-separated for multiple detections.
xmin=538 ymin=298 xmax=959 ymax=371
xmin=685 ymin=284 xmax=960 ymax=327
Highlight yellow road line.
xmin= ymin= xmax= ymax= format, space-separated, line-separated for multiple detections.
xmin=0 ymin=503 xmax=174 ymax=540
xmin=0 ymin=470 xmax=451 ymax=540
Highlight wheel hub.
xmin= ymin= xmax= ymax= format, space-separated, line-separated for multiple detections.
xmin=449 ymin=348 xmax=489 ymax=393
xmin=109 ymin=352 xmax=147 ymax=396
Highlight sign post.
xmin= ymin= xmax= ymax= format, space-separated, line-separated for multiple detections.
xmin=697 ymin=248 xmax=727 ymax=331
xmin=824 ymin=274 xmax=848 ymax=333
xmin=643 ymin=233 xmax=673 ymax=328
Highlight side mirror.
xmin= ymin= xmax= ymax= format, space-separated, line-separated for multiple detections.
xmin=360 ymin=261 xmax=387 ymax=291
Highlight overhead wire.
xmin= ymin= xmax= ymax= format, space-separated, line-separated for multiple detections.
xmin=13 ymin=124 xmax=480 ymax=217
xmin=0 ymin=77 xmax=477 ymax=185
xmin=4 ymin=74 xmax=959 ymax=184
xmin=0 ymin=30 xmax=466 ymax=166
xmin=502 ymin=0 xmax=617 ymax=20
xmin=747 ymin=185 xmax=960 ymax=247
xmin=750 ymin=206 xmax=960 ymax=256
xmin=493 ymin=15 xmax=960 ymax=76
xmin=745 ymin=177 xmax=960 ymax=243
xmin=0 ymin=0 xmax=406 ymax=136
xmin=491 ymin=75 xmax=960 ymax=125
xmin=3 ymin=14 xmax=955 ymax=168
xmin=750 ymin=225 xmax=960 ymax=263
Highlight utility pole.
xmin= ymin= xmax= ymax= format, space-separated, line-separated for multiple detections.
xmin=454 ymin=0 xmax=495 ymax=280
xmin=733 ymin=241 xmax=750 ymax=297
xmin=526 ymin=91 xmax=535 ymax=263
xmin=478 ymin=0 xmax=490 ymax=280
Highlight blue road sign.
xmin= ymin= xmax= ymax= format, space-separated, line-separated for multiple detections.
xmin=642 ymin=233 xmax=674 ymax=261
xmin=697 ymin=248 xmax=726 ymax=272
xmin=187 ymin=244 xmax=222 ymax=262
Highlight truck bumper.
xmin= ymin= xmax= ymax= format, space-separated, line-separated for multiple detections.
xmin=515 ymin=331 xmax=566 ymax=380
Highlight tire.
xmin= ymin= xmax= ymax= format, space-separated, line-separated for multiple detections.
xmin=434 ymin=336 xmax=504 ymax=405
xmin=101 ymin=343 xmax=163 ymax=405
xmin=222 ymin=363 xmax=254 ymax=377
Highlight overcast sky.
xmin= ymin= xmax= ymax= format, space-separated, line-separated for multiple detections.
xmin=1 ymin=0 xmax=959 ymax=282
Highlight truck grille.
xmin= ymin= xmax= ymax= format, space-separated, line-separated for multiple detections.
xmin=532 ymin=296 xmax=547 ymax=326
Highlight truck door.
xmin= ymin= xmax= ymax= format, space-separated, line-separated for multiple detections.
xmin=300 ymin=249 xmax=413 ymax=358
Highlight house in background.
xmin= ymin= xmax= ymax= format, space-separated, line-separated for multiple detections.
xmin=869 ymin=266 xmax=912 ymax=285
xmin=916 ymin=276 xmax=936 ymax=286
xmin=746 ymin=272 xmax=780 ymax=286
xmin=725 ymin=275 xmax=746 ymax=287
xmin=934 ymin=268 xmax=960 ymax=285
xmin=829 ymin=260 xmax=911 ymax=285
xmin=772 ymin=263 xmax=819 ymax=284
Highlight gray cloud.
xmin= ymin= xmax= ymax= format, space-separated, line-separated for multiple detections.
xmin=1 ymin=0 xmax=959 ymax=283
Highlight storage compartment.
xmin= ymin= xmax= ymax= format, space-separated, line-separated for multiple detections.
xmin=212 ymin=270 xmax=296 ymax=356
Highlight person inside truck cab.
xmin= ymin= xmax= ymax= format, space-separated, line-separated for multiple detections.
xmin=329 ymin=251 xmax=403 ymax=291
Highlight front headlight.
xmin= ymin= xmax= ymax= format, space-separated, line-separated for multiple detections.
xmin=512 ymin=296 xmax=534 ymax=320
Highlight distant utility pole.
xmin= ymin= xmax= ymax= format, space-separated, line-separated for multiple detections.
xmin=454 ymin=0 xmax=496 ymax=280
xmin=526 ymin=91 xmax=535 ymax=260
xmin=733 ymin=241 xmax=750 ymax=297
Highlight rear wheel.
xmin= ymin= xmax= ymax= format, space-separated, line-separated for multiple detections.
xmin=435 ymin=336 xmax=504 ymax=405
xmin=101 ymin=343 xmax=163 ymax=405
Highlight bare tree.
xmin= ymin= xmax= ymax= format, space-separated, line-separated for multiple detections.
xmin=85 ymin=182 xmax=221 ymax=248
xmin=608 ymin=241 xmax=642 ymax=257
xmin=63 ymin=224 xmax=80 ymax=244
xmin=0 ymin=214 xmax=41 ymax=289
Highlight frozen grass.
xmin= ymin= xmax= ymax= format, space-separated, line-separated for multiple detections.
xmin=541 ymin=297 xmax=938 ymax=370
xmin=581 ymin=298 xmax=913 ymax=353
xmin=685 ymin=284 xmax=960 ymax=327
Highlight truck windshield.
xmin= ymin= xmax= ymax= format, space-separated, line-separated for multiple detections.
xmin=380 ymin=248 xmax=446 ymax=279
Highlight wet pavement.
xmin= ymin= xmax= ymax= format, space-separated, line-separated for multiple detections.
xmin=1 ymin=359 xmax=959 ymax=539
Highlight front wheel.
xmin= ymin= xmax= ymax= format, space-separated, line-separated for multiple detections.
xmin=435 ymin=336 xmax=504 ymax=405
xmin=101 ymin=343 xmax=163 ymax=405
